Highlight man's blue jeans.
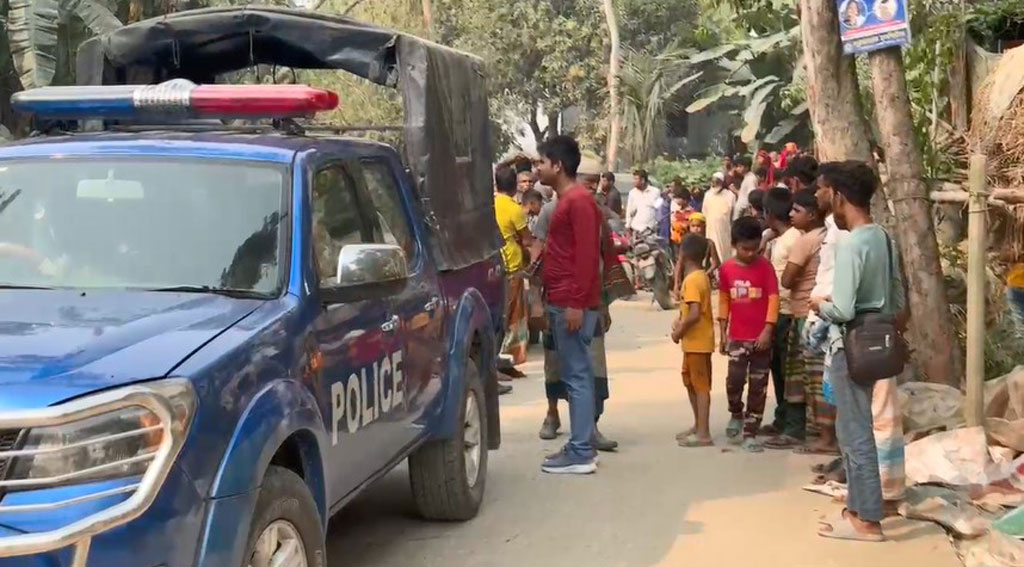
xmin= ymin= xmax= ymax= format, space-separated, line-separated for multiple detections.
xmin=547 ymin=305 xmax=598 ymax=459
xmin=831 ymin=349 xmax=884 ymax=523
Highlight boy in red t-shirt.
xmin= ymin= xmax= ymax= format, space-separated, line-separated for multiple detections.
xmin=717 ymin=216 xmax=780 ymax=452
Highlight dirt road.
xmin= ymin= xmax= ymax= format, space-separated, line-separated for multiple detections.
xmin=326 ymin=296 xmax=959 ymax=567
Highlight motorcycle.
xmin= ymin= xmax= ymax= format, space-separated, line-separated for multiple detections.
xmin=609 ymin=226 xmax=635 ymax=298
xmin=631 ymin=228 xmax=674 ymax=310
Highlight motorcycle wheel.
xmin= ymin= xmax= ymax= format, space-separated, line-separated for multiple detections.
xmin=621 ymin=261 xmax=637 ymax=299
xmin=652 ymin=261 xmax=674 ymax=311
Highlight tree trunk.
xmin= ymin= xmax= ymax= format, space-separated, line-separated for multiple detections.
xmin=868 ymin=48 xmax=963 ymax=387
xmin=421 ymin=0 xmax=434 ymax=34
xmin=797 ymin=0 xmax=874 ymax=164
xmin=798 ymin=0 xmax=893 ymax=229
xmin=545 ymin=110 xmax=560 ymax=141
xmin=129 ymin=0 xmax=145 ymax=22
xmin=528 ymin=109 xmax=544 ymax=146
xmin=601 ymin=0 xmax=620 ymax=171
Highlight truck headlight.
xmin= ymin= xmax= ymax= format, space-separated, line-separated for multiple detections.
xmin=6 ymin=379 xmax=195 ymax=490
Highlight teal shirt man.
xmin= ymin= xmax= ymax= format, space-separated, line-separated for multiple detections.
xmin=818 ymin=224 xmax=905 ymax=347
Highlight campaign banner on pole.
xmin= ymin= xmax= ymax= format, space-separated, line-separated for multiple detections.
xmin=836 ymin=0 xmax=911 ymax=55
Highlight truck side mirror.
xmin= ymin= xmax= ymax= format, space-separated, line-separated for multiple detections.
xmin=335 ymin=244 xmax=409 ymax=287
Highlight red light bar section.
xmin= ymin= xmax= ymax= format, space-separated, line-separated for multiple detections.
xmin=189 ymin=85 xmax=339 ymax=118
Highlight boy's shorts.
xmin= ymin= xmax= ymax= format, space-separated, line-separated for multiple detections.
xmin=682 ymin=353 xmax=713 ymax=394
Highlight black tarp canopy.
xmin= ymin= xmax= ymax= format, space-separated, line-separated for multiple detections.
xmin=75 ymin=5 xmax=499 ymax=271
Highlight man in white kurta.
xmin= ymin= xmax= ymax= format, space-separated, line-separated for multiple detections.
xmin=701 ymin=172 xmax=736 ymax=262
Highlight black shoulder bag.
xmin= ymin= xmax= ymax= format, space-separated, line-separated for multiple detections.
xmin=841 ymin=230 xmax=907 ymax=386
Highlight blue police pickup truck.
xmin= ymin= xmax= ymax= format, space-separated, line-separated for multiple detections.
xmin=0 ymin=7 xmax=505 ymax=567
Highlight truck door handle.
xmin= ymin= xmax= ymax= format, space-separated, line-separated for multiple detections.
xmin=381 ymin=315 xmax=400 ymax=333
xmin=424 ymin=297 xmax=441 ymax=312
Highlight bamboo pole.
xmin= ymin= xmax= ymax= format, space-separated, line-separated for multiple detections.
xmin=929 ymin=188 xmax=1024 ymax=205
xmin=966 ymin=154 xmax=987 ymax=428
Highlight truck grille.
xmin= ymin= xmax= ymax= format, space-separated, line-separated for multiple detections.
xmin=0 ymin=430 xmax=23 ymax=498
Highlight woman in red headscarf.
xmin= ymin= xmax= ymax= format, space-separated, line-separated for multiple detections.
xmin=756 ymin=149 xmax=776 ymax=189
xmin=777 ymin=142 xmax=799 ymax=173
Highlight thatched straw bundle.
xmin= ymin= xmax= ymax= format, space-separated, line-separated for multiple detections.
xmin=970 ymin=45 xmax=1024 ymax=187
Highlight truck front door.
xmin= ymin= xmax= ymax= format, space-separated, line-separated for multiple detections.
xmin=308 ymin=161 xmax=409 ymax=500
xmin=357 ymin=158 xmax=444 ymax=443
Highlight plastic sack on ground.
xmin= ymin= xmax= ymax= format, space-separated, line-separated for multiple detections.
xmin=906 ymin=426 xmax=1014 ymax=486
xmin=900 ymin=485 xmax=992 ymax=538
xmin=986 ymin=367 xmax=1024 ymax=452
xmin=899 ymin=382 xmax=964 ymax=436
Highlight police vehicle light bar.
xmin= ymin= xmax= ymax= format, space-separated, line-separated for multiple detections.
xmin=11 ymin=79 xmax=339 ymax=120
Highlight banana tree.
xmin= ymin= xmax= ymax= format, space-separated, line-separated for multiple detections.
xmin=3 ymin=0 xmax=123 ymax=89
xmin=682 ymin=25 xmax=807 ymax=147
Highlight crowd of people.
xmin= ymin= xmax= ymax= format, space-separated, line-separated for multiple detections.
xmin=491 ymin=135 xmax=909 ymax=542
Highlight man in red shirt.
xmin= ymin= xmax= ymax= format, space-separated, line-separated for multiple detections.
xmin=536 ymin=135 xmax=603 ymax=475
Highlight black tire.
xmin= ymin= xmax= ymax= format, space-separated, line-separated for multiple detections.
xmin=241 ymin=466 xmax=324 ymax=567
xmin=652 ymin=260 xmax=674 ymax=310
xmin=408 ymin=358 xmax=488 ymax=521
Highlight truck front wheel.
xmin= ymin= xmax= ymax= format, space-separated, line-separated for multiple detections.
xmin=408 ymin=358 xmax=488 ymax=520
xmin=242 ymin=466 xmax=325 ymax=567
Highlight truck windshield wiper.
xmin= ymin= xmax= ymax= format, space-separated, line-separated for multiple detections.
xmin=148 ymin=285 xmax=271 ymax=299
xmin=0 ymin=283 xmax=55 ymax=290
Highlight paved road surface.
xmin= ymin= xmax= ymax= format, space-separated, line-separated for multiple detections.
xmin=326 ymin=296 xmax=959 ymax=567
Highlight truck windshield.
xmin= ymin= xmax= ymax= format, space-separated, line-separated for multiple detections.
xmin=0 ymin=158 xmax=287 ymax=295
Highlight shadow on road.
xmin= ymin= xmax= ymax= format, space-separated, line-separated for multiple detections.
xmin=324 ymin=299 xmax=957 ymax=567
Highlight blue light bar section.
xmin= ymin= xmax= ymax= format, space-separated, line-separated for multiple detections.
xmin=12 ymin=85 xmax=141 ymax=118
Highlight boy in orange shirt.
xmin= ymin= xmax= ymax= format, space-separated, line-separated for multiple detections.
xmin=672 ymin=233 xmax=715 ymax=447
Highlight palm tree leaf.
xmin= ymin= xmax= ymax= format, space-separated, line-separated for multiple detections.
xmin=7 ymin=0 xmax=60 ymax=88
xmin=666 ymin=70 xmax=703 ymax=97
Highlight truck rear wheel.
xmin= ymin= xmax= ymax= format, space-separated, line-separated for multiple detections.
xmin=408 ymin=358 xmax=488 ymax=520
xmin=242 ymin=466 xmax=324 ymax=567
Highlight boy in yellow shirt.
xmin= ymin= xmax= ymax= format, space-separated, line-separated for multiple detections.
xmin=672 ymin=233 xmax=716 ymax=447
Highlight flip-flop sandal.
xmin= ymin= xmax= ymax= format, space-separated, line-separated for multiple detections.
xmin=817 ymin=509 xmax=846 ymax=526
xmin=678 ymin=434 xmax=714 ymax=448
xmin=818 ymin=510 xmax=885 ymax=542
xmin=794 ymin=445 xmax=841 ymax=456
xmin=742 ymin=437 xmax=764 ymax=453
xmin=675 ymin=429 xmax=696 ymax=442
xmin=764 ymin=435 xmax=802 ymax=449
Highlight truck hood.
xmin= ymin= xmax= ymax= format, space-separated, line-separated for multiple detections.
xmin=0 ymin=290 xmax=263 ymax=409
